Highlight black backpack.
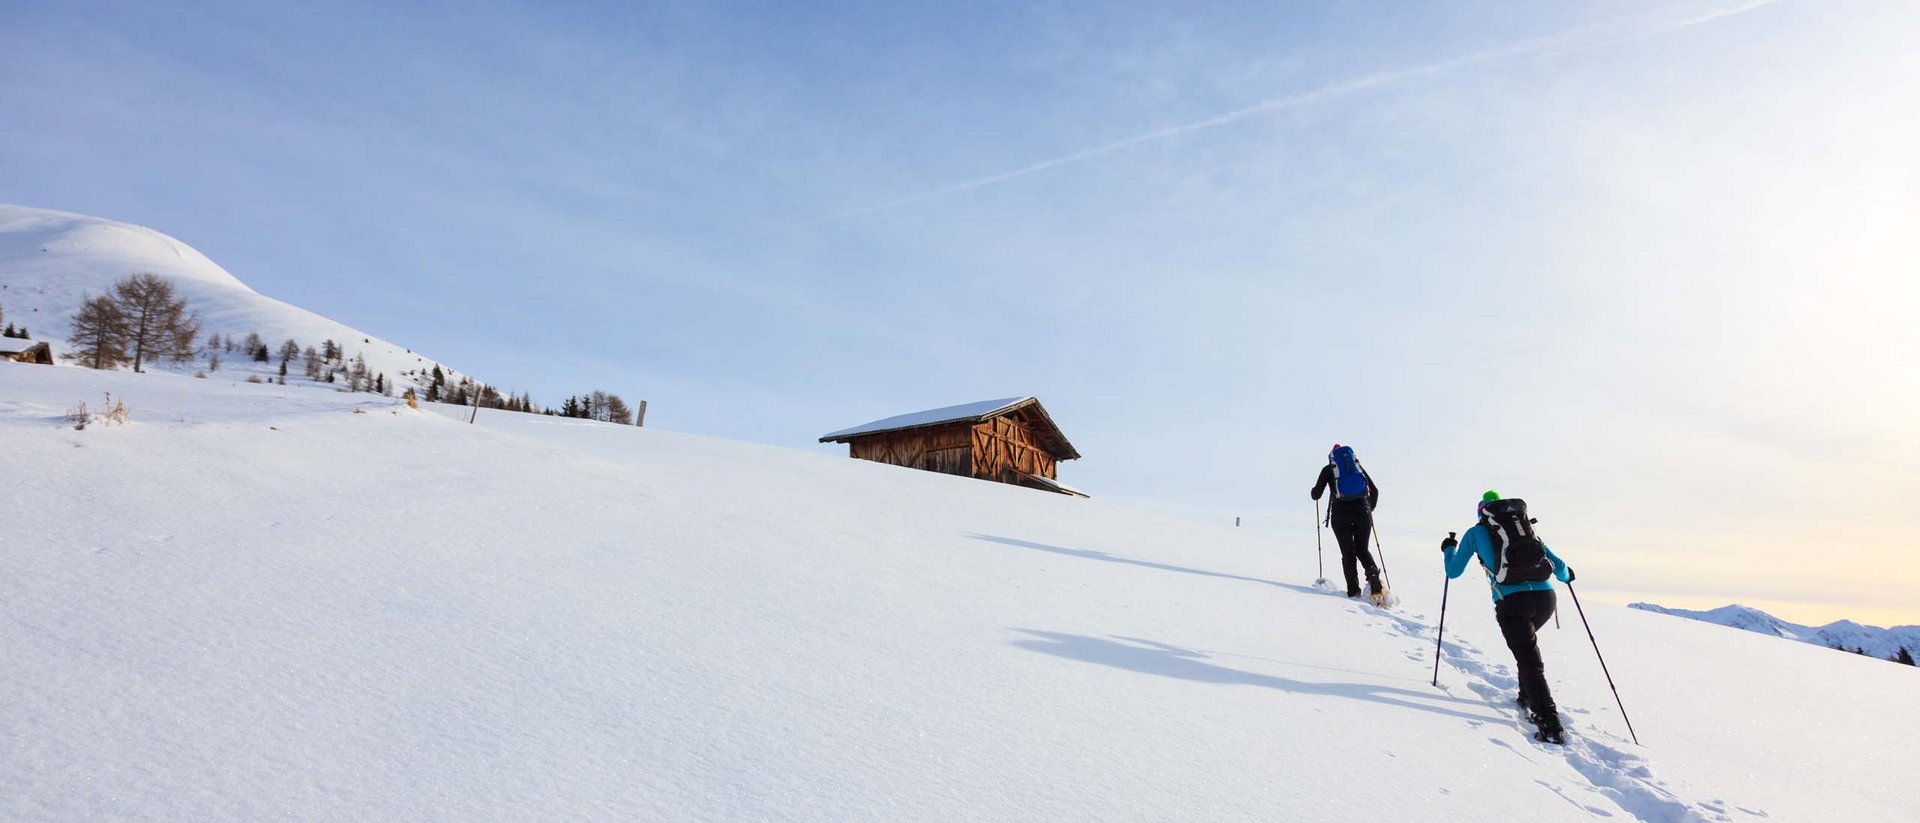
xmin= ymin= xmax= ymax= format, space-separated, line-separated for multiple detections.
xmin=1479 ymin=498 xmax=1553 ymax=584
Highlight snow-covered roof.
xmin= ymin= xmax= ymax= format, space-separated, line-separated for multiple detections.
xmin=0 ymin=337 xmax=48 ymax=355
xmin=820 ymin=397 xmax=1030 ymax=441
xmin=820 ymin=396 xmax=1080 ymax=460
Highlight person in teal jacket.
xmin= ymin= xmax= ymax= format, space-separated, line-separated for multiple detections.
xmin=1442 ymin=490 xmax=1575 ymax=742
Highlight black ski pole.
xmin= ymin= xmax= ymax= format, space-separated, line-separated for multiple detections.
xmin=1313 ymin=499 xmax=1326 ymax=585
xmin=1567 ymin=582 xmax=1641 ymax=745
xmin=1371 ymin=521 xmax=1392 ymax=585
xmin=1432 ymin=532 xmax=1454 ymax=687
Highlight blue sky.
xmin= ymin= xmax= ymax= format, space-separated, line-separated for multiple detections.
xmin=4 ymin=0 xmax=1917 ymax=625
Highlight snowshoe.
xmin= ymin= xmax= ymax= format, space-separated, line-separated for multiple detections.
xmin=1532 ymin=708 xmax=1567 ymax=740
xmin=1364 ymin=581 xmax=1396 ymax=608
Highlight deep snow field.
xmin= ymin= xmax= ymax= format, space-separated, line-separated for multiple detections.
xmin=3 ymin=363 xmax=1914 ymax=822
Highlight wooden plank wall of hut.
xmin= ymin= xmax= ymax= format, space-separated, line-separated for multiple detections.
xmin=970 ymin=417 xmax=1057 ymax=481
xmin=848 ymin=425 xmax=974 ymax=477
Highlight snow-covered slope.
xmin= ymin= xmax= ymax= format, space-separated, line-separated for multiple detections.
xmin=4 ymin=366 xmax=1914 ymax=822
xmin=1630 ymin=602 xmax=1920 ymax=660
xmin=0 ymin=204 xmax=466 ymax=389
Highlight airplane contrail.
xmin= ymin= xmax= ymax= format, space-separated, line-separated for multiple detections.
xmin=744 ymin=0 xmax=1787 ymax=237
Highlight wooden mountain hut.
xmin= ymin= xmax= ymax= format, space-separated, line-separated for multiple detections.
xmin=819 ymin=397 xmax=1086 ymax=497
xmin=0 ymin=338 xmax=53 ymax=365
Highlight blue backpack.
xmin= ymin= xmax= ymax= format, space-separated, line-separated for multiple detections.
xmin=1329 ymin=446 xmax=1369 ymax=501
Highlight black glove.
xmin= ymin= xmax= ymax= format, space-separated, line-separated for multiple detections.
xmin=1310 ymin=489 xmax=1322 ymax=501
xmin=1564 ymin=566 xmax=1576 ymax=583
xmin=1440 ymin=533 xmax=1457 ymax=551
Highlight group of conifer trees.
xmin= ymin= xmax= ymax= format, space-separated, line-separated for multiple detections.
xmin=411 ymin=363 xmax=636 ymax=423
xmin=553 ymin=391 xmax=637 ymax=425
xmin=1831 ymin=641 xmax=1915 ymax=666
xmin=413 ymin=364 xmax=535 ymax=413
xmin=1 ymin=304 xmax=29 ymax=339
xmin=205 ymin=332 xmax=393 ymax=393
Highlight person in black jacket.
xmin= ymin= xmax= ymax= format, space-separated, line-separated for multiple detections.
xmin=1311 ymin=445 xmax=1383 ymax=598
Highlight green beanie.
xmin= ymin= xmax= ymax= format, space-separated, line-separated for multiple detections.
xmin=1482 ymin=490 xmax=1501 ymax=503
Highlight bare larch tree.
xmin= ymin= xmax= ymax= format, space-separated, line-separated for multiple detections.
xmin=110 ymin=273 xmax=199 ymax=372
xmin=66 ymin=294 xmax=130 ymax=370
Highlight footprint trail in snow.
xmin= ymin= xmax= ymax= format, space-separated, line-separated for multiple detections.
xmin=1338 ymin=594 xmax=1762 ymax=823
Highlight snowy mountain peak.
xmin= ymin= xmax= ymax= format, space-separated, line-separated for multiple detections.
xmin=1695 ymin=604 xmax=1791 ymax=636
xmin=1630 ymin=602 xmax=1920 ymax=659
xmin=0 ymin=203 xmax=467 ymax=391
xmin=0 ymin=205 xmax=252 ymax=293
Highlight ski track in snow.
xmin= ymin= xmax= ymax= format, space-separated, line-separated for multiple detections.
xmin=1341 ymin=592 xmax=1751 ymax=823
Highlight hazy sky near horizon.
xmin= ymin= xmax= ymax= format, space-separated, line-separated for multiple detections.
xmin=4 ymin=0 xmax=1916 ymax=626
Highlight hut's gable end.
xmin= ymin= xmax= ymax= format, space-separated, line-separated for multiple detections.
xmin=971 ymin=416 xmax=1057 ymax=481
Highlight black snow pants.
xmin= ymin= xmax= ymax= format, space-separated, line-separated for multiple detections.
xmin=1327 ymin=502 xmax=1381 ymax=596
xmin=1495 ymin=589 xmax=1560 ymax=729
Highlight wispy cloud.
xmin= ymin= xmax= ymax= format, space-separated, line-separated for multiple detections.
xmin=748 ymin=0 xmax=1787 ymax=237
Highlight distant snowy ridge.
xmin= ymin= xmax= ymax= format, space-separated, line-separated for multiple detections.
xmin=1629 ymin=602 xmax=1920 ymax=659
xmin=0 ymin=203 xmax=470 ymax=391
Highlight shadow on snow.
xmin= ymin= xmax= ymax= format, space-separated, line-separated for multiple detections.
xmin=1009 ymin=630 xmax=1500 ymax=724
xmin=965 ymin=533 xmax=1324 ymax=596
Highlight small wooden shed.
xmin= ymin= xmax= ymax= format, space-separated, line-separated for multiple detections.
xmin=820 ymin=397 xmax=1086 ymax=496
xmin=0 ymin=338 xmax=53 ymax=365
